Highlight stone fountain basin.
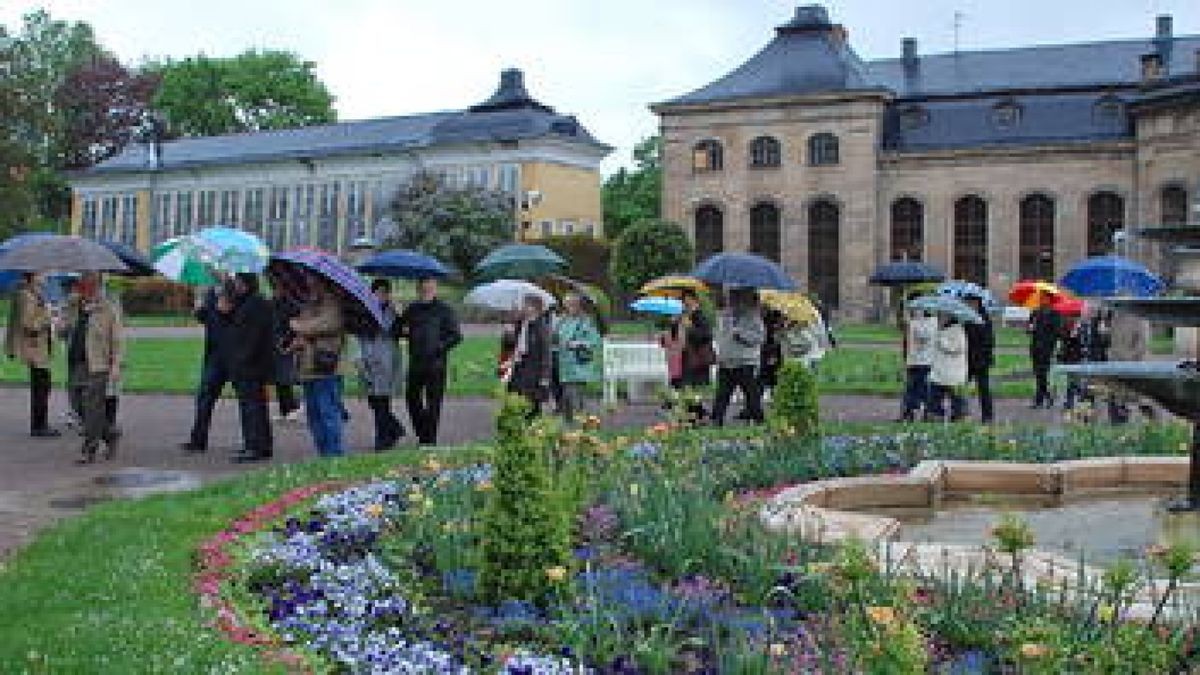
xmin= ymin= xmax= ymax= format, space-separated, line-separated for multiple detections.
xmin=1055 ymin=361 xmax=1200 ymax=419
xmin=761 ymin=457 xmax=1196 ymax=619
xmin=1102 ymin=298 xmax=1200 ymax=327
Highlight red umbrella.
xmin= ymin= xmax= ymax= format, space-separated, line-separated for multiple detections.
xmin=1051 ymin=295 xmax=1086 ymax=317
xmin=1008 ymin=280 xmax=1067 ymax=308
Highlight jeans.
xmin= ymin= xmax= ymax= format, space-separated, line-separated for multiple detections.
xmin=233 ymin=380 xmax=272 ymax=457
xmin=188 ymin=358 xmax=229 ymax=450
xmin=970 ymin=368 xmax=993 ymax=422
xmin=302 ymin=376 xmax=344 ymax=456
xmin=926 ymin=384 xmax=967 ymax=421
xmin=29 ymin=366 xmax=51 ymax=432
xmin=901 ymin=365 xmax=930 ymax=420
xmin=367 ymin=395 xmax=405 ymax=450
xmin=711 ymin=365 xmax=763 ymax=426
xmin=407 ymin=363 xmax=447 ymax=445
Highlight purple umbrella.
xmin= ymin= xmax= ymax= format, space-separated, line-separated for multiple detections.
xmin=267 ymin=249 xmax=389 ymax=334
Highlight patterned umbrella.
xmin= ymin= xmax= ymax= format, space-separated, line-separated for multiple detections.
xmin=1008 ymin=280 xmax=1067 ymax=308
xmin=0 ymin=234 xmax=127 ymax=273
xmin=935 ymin=280 xmax=998 ymax=311
xmin=638 ymin=274 xmax=708 ymax=298
xmin=629 ymin=295 xmax=684 ymax=316
xmin=475 ymin=244 xmax=566 ymax=280
xmin=193 ymin=227 xmax=270 ymax=274
xmin=356 ymin=249 xmax=452 ymax=279
xmin=268 ymin=249 xmax=388 ymax=333
xmin=150 ymin=237 xmax=218 ymax=286
xmin=907 ymin=294 xmax=983 ymax=324
xmin=759 ymin=290 xmax=820 ymax=324
xmin=692 ymin=252 xmax=797 ymax=290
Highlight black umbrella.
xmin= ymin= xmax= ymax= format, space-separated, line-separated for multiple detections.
xmin=98 ymin=240 xmax=156 ymax=277
xmin=868 ymin=261 xmax=945 ymax=287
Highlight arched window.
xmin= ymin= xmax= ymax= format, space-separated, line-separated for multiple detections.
xmin=808 ymin=199 xmax=840 ymax=308
xmin=1087 ymin=191 xmax=1125 ymax=256
xmin=1019 ymin=193 xmax=1056 ymax=280
xmin=694 ymin=204 xmax=724 ymax=263
xmin=749 ymin=202 xmax=781 ymax=262
xmin=749 ymin=136 xmax=781 ymax=168
xmin=953 ymin=195 xmax=988 ymax=284
xmin=1162 ymin=185 xmax=1189 ymax=225
xmin=890 ymin=197 xmax=923 ymax=261
xmin=807 ymin=133 xmax=839 ymax=166
xmin=692 ymin=139 xmax=723 ymax=172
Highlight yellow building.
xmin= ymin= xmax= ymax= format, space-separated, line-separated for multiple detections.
xmin=69 ymin=69 xmax=610 ymax=252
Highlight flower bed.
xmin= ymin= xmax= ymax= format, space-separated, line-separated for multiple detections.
xmin=209 ymin=413 xmax=1198 ymax=673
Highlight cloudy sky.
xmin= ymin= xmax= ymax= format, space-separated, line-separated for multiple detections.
xmin=3 ymin=0 xmax=1198 ymax=172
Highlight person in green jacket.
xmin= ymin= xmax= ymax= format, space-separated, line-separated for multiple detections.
xmin=553 ymin=293 xmax=602 ymax=422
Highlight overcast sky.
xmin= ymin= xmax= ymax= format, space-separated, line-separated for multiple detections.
xmin=4 ymin=0 xmax=1199 ymax=172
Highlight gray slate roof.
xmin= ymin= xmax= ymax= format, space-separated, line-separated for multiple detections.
xmin=88 ymin=70 xmax=608 ymax=175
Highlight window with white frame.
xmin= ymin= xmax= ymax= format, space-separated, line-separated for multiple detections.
xmin=266 ymin=186 xmax=289 ymax=250
xmin=197 ymin=190 xmax=217 ymax=226
xmin=498 ymin=164 xmax=519 ymax=194
xmin=81 ymin=197 xmax=99 ymax=239
xmin=243 ymin=188 xmax=265 ymax=236
xmin=152 ymin=193 xmax=172 ymax=244
xmin=316 ymin=182 xmax=340 ymax=251
xmin=218 ymin=189 xmax=241 ymax=225
xmin=346 ymin=180 xmax=368 ymax=241
xmin=175 ymin=192 xmax=195 ymax=235
xmin=100 ymin=196 xmax=119 ymax=241
xmin=292 ymin=184 xmax=314 ymax=248
xmin=120 ymin=193 xmax=138 ymax=245
xmin=540 ymin=220 xmax=553 ymax=237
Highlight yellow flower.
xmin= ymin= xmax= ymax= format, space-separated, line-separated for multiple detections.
xmin=363 ymin=503 xmax=384 ymax=518
xmin=865 ymin=606 xmax=896 ymax=626
xmin=475 ymin=480 xmax=493 ymax=492
xmin=1019 ymin=643 xmax=1050 ymax=659
xmin=768 ymin=642 xmax=788 ymax=657
xmin=807 ymin=562 xmax=834 ymax=575
xmin=1097 ymin=604 xmax=1115 ymax=622
xmin=424 ymin=457 xmax=443 ymax=472
xmin=545 ymin=566 xmax=568 ymax=582
xmin=629 ymin=483 xmax=640 ymax=497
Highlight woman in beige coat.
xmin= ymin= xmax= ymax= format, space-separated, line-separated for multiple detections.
xmin=926 ymin=317 xmax=968 ymax=421
xmin=289 ymin=275 xmax=347 ymax=456
xmin=4 ymin=273 xmax=59 ymax=437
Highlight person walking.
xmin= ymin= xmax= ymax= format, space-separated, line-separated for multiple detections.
xmin=181 ymin=281 xmax=231 ymax=453
xmin=927 ymin=317 xmax=968 ymax=422
xmin=898 ymin=309 xmax=936 ymax=422
xmin=61 ymin=273 xmax=122 ymax=463
xmin=1058 ymin=317 xmax=1088 ymax=410
xmin=289 ymin=275 xmax=347 ymax=457
xmin=5 ymin=272 xmax=59 ymax=438
xmin=270 ymin=293 xmax=303 ymax=422
xmin=509 ymin=294 xmax=553 ymax=416
xmin=553 ymin=293 xmax=602 ymax=422
xmin=710 ymin=289 xmax=765 ymax=426
xmin=398 ymin=277 xmax=462 ymax=446
xmin=1027 ymin=294 xmax=1062 ymax=409
xmin=677 ymin=289 xmax=715 ymax=420
xmin=223 ymin=274 xmax=275 ymax=463
xmin=356 ymin=278 xmax=406 ymax=451
xmin=963 ymin=297 xmax=995 ymax=423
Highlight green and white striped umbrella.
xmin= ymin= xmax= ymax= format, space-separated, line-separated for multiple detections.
xmin=149 ymin=237 xmax=217 ymax=286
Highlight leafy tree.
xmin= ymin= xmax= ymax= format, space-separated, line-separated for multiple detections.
xmin=609 ymin=218 xmax=693 ymax=300
xmin=382 ymin=172 xmax=515 ymax=280
xmin=54 ymin=55 xmax=161 ymax=168
xmin=602 ymin=135 xmax=661 ymax=241
xmin=153 ymin=50 xmax=335 ymax=136
xmin=541 ymin=234 xmax=611 ymax=288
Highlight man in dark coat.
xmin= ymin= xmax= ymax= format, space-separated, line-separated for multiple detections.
xmin=1027 ymin=294 xmax=1062 ymax=409
xmin=398 ymin=277 xmax=462 ymax=445
xmin=963 ymin=296 xmax=995 ymax=422
xmin=181 ymin=281 xmax=231 ymax=453
xmin=222 ymin=273 xmax=275 ymax=462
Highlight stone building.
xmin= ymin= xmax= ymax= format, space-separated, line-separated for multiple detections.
xmin=68 ymin=69 xmax=610 ymax=253
xmin=653 ymin=5 xmax=1200 ymax=318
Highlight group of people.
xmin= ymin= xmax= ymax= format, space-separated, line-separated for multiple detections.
xmin=899 ymin=294 xmax=995 ymax=423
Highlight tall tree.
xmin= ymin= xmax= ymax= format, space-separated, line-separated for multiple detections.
xmin=54 ymin=55 xmax=161 ymax=168
xmin=383 ymin=172 xmax=515 ymax=280
xmin=153 ymin=50 xmax=335 ymax=137
xmin=0 ymin=28 xmax=35 ymax=236
xmin=602 ymin=135 xmax=662 ymax=241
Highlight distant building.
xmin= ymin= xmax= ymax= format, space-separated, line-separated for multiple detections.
xmin=69 ymin=69 xmax=610 ymax=252
xmin=654 ymin=5 xmax=1200 ymax=318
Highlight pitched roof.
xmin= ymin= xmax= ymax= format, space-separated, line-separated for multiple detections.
xmin=87 ymin=70 xmax=608 ymax=175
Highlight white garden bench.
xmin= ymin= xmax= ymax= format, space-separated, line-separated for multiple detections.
xmin=602 ymin=340 xmax=669 ymax=405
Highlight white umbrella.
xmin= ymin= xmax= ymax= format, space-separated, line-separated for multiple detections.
xmin=464 ymin=279 xmax=557 ymax=311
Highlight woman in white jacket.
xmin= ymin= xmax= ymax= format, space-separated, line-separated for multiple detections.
xmin=926 ymin=317 xmax=968 ymax=421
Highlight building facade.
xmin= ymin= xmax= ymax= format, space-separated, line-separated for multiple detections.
xmin=654 ymin=5 xmax=1200 ymax=318
xmin=70 ymin=69 xmax=610 ymax=253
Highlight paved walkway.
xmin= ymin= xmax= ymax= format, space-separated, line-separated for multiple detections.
xmin=0 ymin=385 xmax=1077 ymax=560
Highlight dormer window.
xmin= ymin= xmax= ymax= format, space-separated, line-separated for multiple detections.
xmin=899 ymin=105 xmax=929 ymax=131
xmin=992 ymin=99 xmax=1022 ymax=129
xmin=1093 ymin=96 xmax=1125 ymax=123
xmin=692 ymin=139 xmax=724 ymax=172
xmin=749 ymin=136 xmax=781 ymax=168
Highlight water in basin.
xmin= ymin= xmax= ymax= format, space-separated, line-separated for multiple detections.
xmin=894 ymin=495 xmax=1200 ymax=569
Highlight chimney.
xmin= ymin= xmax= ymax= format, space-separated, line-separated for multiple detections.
xmin=1156 ymin=14 xmax=1173 ymax=40
xmin=1141 ymin=52 xmax=1164 ymax=82
xmin=830 ymin=24 xmax=848 ymax=46
xmin=1155 ymin=14 xmax=1174 ymax=72
xmin=902 ymin=37 xmax=918 ymax=72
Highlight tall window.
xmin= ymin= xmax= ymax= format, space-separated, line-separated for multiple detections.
xmin=953 ymin=195 xmax=988 ymax=284
xmin=218 ymin=189 xmax=240 ymax=225
xmin=346 ymin=181 xmax=368 ymax=242
xmin=317 ymin=182 xmax=340 ymax=251
xmin=807 ymin=133 xmax=839 ymax=166
xmin=808 ymin=199 xmax=840 ymax=308
xmin=1019 ymin=193 xmax=1055 ymax=280
xmin=1162 ymin=185 xmax=1189 ymax=225
xmin=749 ymin=202 xmax=781 ymax=262
xmin=292 ymin=184 xmax=314 ymax=247
xmin=119 ymin=194 xmax=138 ymax=245
xmin=81 ymin=197 xmax=98 ymax=239
xmin=890 ymin=197 xmax=923 ymax=261
xmin=692 ymin=139 xmax=723 ymax=172
xmin=243 ymin=188 xmax=266 ymax=236
xmin=175 ymin=192 xmax=194 ymax=235
xmin=749 ymin=136 xmax=781 ymax=168
xmin=197 ymin=190 xmax=217 ymax=226
xmin=1087 ymin=191 xmax=1125 ymax=256
xmin=498 ymin=164 xmax=519 ymax=194
xmin=694 ymin=204 xmax=723 ymax=262
xmin=152 ymin=193 xmax=172 ymax=244
xmin=100 ymin=196 xmax=119 ymax=241
xmin=266 ymin=186 xmax=289 ymax=250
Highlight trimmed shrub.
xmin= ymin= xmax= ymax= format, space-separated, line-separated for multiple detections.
xmin=542 ymin=234 xmax=611 ymax=289
xmin=608 ymin=219 xmax=693 ymax=301
xmin=768 ymin=359 xmax=820 ymax=437
xmin=115 ymin=278 xmax=194 ymax=316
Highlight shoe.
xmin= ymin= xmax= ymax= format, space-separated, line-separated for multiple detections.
xmin=77 ymin=443 xmax=97 ymax=464
xmin=103 ymin=435 xmax=119 ymax=460
xmin=180 ymin=442 xmax=206 ymax=454
xmin=31 ymin=428 xmax=61 ymax=438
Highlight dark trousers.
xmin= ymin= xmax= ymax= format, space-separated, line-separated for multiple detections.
xmin=29 ymin=366 xmax=51 ymax=432
xmin=81 ymin=371 xmax=116 ymax=455
xmin=188 ymin=358 xmax=229 ymax=450
xmin=926 ymin=384 xmax=967 ymax=421
xmin=407 ymin=364 xmax=446 ymax=445
xmin=1032 ymin=360 xmax=1053 ymax=407
xmin=970 ymin=368 xmax=993 ymax=422
xmin=232 ymin=379 xmax=272 ymax=457
xmin=276 ymin=383 xmax=299 ymax=416
xmin=711 ymin=365 xmax=762 ymax=426
xmin=367 ymin=395 xmax=405 ymax=450
xmin=901 ymin=365 xmax=931 ymax=420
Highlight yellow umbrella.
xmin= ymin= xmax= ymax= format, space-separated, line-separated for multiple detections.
xmin=638 ymin=274 xmax=708 ymax=298
xmin=759 ymin=290 xmax=820 ymax=325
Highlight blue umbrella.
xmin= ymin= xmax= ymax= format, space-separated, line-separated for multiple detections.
xmin=692 ymin=252 xmax=797 ymax=290
xmin=356 ymin=249 xmax=452 ymax=279
xmin=869 ymin=260 xmax=946 ymax=286
xmin=935 ymin=280 xmax=998 ymax=311
xmin=630 ymin=296 xmax=684 ymax=316
xmin=1060 ymin=255 xmax=1165 ymax=298
xmin=268 ymin=249 xmax=388 ymax=333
